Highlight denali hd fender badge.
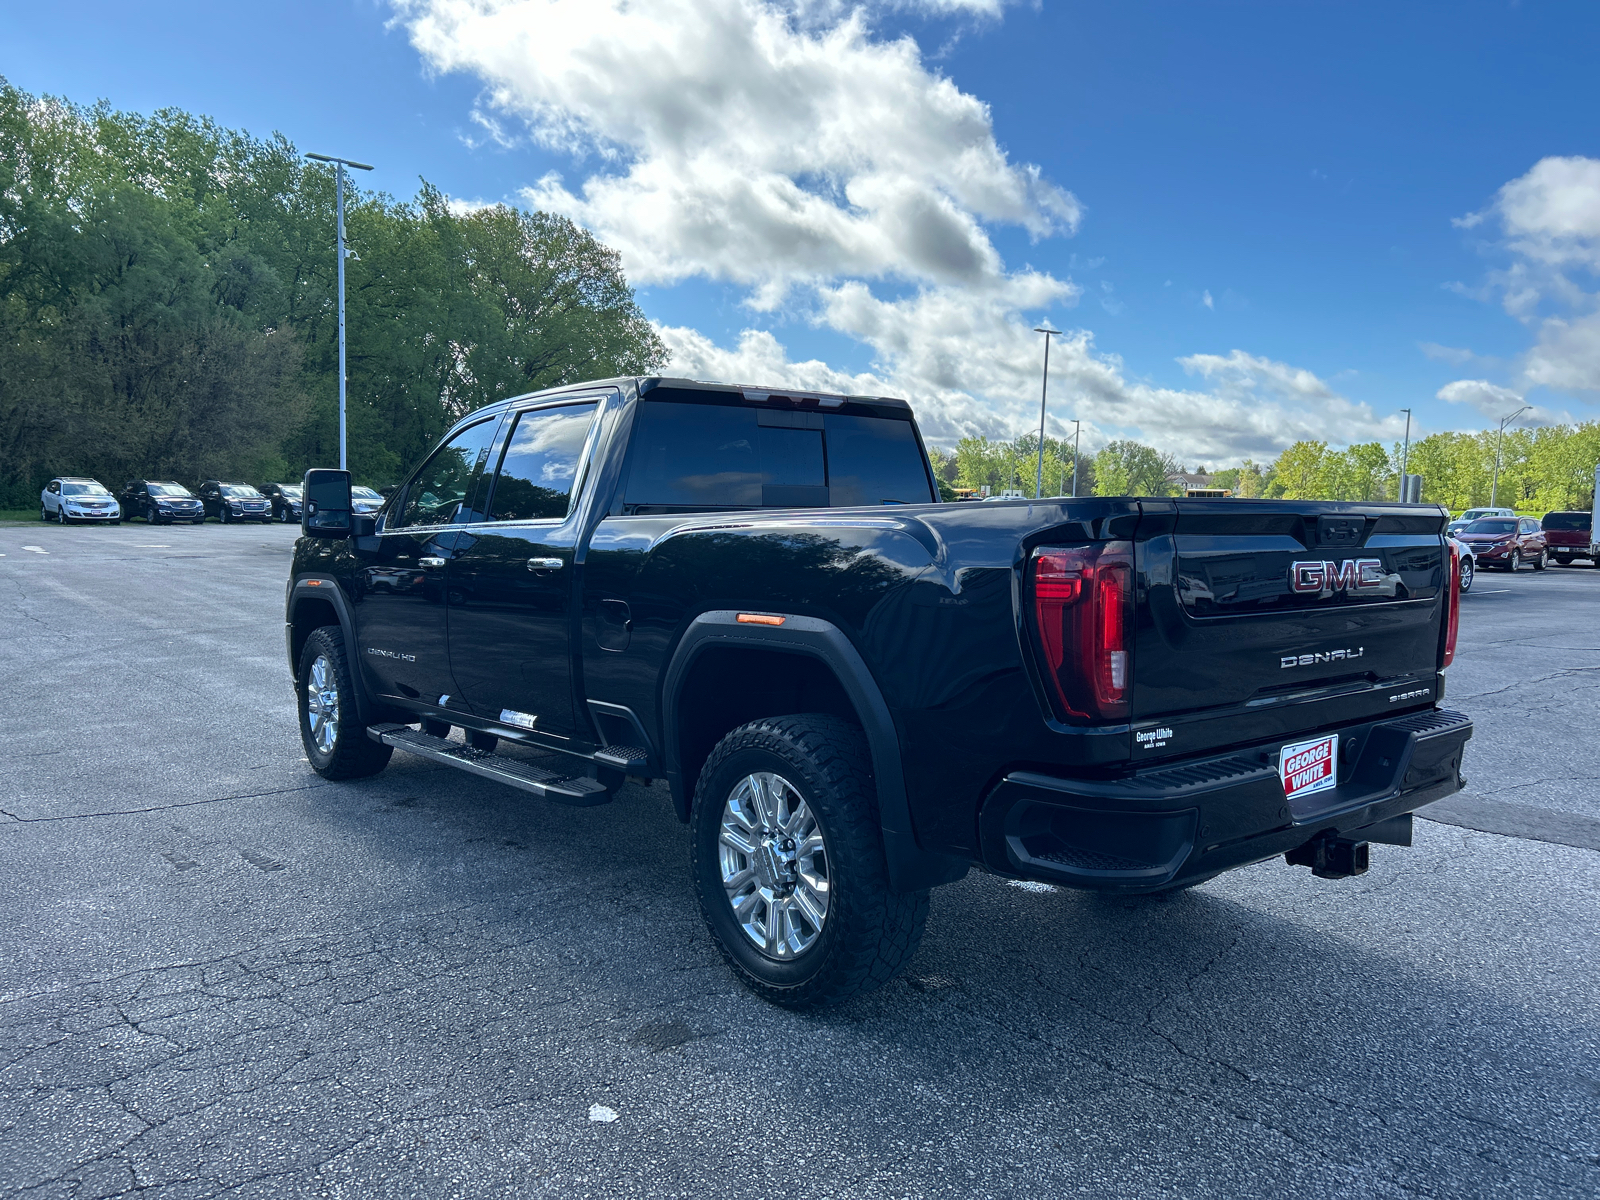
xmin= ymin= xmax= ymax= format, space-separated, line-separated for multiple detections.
xmin=1288 ymin=558 xmax=1397 ymax=598
xmin=366 ymin=646 xmax=416 ymax=663
xmin=499 ymin=709 xmax=539 ymax=730
xmin=1281 ymin=647 xmax=1365 ymax=668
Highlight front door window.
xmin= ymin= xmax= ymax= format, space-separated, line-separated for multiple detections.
xmin=395 ymin=420 xmax=500 ymax=529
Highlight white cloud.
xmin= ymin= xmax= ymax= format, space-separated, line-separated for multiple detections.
xmin=396 ymin=0 xmax=1418 ymax=463
xmin=1485 ymin=155 xmax=1600 ymax=270
xmin=1418 ymin=341 xmax=1476 ymax=365
xmin=1523 ymin=312 xmax=1600 ymax=393
xmin=1435 ymin=379 xmax=1568 ymax=426
xmin=1454 ymin=156 xmax=1600 ymax=399
xmin=1435 ymin=379 xmax=1523 ymax=418
xmin=395 ymin=0 xmax=1078 ymax=301
xmin=444 ymin=196 xmax=499 ymax=215
xmin=1201 ymin=289 xmax=1214 ymax=310
xmin=666 ymin=303 xmax=1408 ymax=463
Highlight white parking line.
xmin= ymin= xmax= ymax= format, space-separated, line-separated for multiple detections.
xmin=20 ymin=546 xmax=47 ymax=554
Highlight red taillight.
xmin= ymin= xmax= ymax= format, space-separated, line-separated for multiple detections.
xmin=1443 ymin=540 xmax=1461 ymax=667
xmin=1029 ymin=542 xmax=1133 ymax=722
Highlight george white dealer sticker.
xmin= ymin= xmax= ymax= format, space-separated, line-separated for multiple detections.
xmin=1280 ymin=733 xmax=1338 ymax=802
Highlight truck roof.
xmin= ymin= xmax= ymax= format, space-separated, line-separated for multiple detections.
xmin=480 ymin=376 xmax=913 ymax=418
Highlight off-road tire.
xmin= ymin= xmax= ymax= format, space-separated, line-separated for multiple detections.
xmin=690 ymin=714 xmax=928 ymax=1009
xmin=297 ymin=626 xmax=393 ymax=780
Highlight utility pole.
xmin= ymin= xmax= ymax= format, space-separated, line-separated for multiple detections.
xmin=306 ymin=152 xmax=374 ymax=471
xmin=1398 ymin=407 xmax=1411 ymax=500
xmin=1070 ymin=418 xmax=1082 ymax=497
xmin=1032 ymin=323 xmax=1063 ymax=499
xmin=1490 ymin=404 xmax=1529 ymax=509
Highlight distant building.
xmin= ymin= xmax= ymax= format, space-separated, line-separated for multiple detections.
xmin=1167 ymin=471 xmax=1233 ymax=498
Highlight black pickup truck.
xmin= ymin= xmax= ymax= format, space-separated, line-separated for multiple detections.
xmin=285 ymin=377 xmax=1471 ymax=1007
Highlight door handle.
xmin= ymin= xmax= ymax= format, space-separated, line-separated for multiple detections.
xmin=527 ymin=557 xmax=564 ymax=572
xmin=419 ymin=556 xmax=447 ymax=568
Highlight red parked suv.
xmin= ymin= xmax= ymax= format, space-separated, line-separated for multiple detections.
xmin=1541 ymin=511 xmax=1594 ymax=567
xmin=1456 ymin=516 xmax=1549 ymax=571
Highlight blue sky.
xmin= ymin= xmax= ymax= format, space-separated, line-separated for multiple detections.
xmin=5 ymin=0 xmax=1598 ymax=463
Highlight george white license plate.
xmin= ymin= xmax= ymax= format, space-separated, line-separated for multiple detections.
xmin=1280 ymin=733 xmax=1338 ymax=802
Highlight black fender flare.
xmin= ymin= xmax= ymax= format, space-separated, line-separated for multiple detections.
xmin=661 ymin=610 xmax=969 ymax=893
xmin=286 ymin=577 xmax=385 ymax=727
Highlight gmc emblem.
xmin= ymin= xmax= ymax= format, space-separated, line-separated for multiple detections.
xmin=1289 ymin=558 xmax=1388 ymax=596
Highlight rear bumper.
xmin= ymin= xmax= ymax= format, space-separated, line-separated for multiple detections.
xmin=979 ymin=708 xmax=1472 ymax=892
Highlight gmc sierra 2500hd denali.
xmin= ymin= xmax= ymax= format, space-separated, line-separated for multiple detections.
xmin=286 ymin=377 xmax=1472 ymax=1008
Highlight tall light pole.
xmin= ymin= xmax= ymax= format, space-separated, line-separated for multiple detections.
xmin=1398 ymin=407 xmax=1411 ymax=500
xmin=1490 ymin=404 xmax=1529 ymax=509
xmin=1032 ymin=323 xmax=1063 ymax=498
xmin=1069 ymin=418 xmax=1082 ymax=497
xmin=306 ymin=152 xmax=374 ymax=471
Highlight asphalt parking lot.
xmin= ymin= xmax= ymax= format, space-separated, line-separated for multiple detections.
xmin=2 ymin=520 xmax=1596 ymax=1199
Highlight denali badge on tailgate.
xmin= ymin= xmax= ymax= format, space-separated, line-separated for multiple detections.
xmin=1280 ymin=734 xmax=1338 ymax=802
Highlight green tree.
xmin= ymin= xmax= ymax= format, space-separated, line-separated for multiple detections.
xmin=1093 ymin=440 xmax=1177 ymax=497
xmin=1266 ymin=441 xmax=1329 ymax=499
xmin=0 ymin=78 xmax=668 ymax=504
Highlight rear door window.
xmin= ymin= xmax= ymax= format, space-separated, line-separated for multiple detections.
xmin=481 ymin=403 xmax=599 ymax=522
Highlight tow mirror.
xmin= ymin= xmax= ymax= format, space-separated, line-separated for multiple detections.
xmin=302 ymin=469 xmax=353 ymax=537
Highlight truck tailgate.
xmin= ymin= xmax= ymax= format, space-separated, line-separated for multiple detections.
xmin=1131 ymin=502 xmax=1448 ymax=761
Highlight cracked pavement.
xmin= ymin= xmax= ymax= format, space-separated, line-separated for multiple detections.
xmin=1 ymin=521 xmax=1596 ymax=1198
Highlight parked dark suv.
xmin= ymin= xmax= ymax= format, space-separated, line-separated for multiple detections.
xmin=118 ymin=481 xmax=205 ymax=524
xmin=258 ymin=483 xmax=303 ymax=523
xmin=198 ymin=481 xmax=272 ymax=523
xmin=1456 ymin=516 xmax=1548 ymax=571
xmin=1541 ymin=511 xmax=1594 ymax=566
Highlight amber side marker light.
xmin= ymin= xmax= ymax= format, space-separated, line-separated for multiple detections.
xmin=736 ymin=613 xmax=786 ymax=626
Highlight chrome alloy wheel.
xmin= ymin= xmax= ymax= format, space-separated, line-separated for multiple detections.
xmin=719 ymin=772 xmax=830 ymax=960
xmin=305 ymin=654 xmax=339 ymax=755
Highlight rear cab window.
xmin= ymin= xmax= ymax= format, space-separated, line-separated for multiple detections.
xmin=619 ymin=391 xmax=934 ymax=514
xmin=1542 ymin=512 xmax=1592 ymax=532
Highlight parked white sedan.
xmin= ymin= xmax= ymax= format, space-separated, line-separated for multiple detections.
xmin=1449 ymin=535 xmax=1476 ymax=593
xmin=41 ymin=478 xmax=121 ymax=524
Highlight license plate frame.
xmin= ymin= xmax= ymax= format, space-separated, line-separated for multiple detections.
xmin=1280 ymin=733 xmax=1339 ymax=802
